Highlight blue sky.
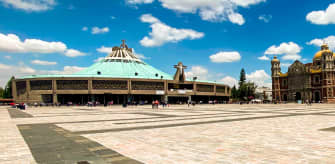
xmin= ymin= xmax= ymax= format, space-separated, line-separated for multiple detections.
xmin=0 ymin=0 xmax=335 ymax=87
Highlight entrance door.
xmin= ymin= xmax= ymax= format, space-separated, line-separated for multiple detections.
xmin=283 ymin=94 xmax=288 ymax=101
xmin=295 ymin=92 xmax=301 ymax=101
xmin=314 ymin=92 xmax=320 ymax=102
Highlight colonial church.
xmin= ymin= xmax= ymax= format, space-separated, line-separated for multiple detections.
xmin=271 ymin=44 xmax=335 ymax=103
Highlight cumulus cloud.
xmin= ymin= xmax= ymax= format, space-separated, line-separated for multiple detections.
xmin=0 ymin=62 xmax=86 ymax=87
xmin=126 ymin=0 xmax=154 ymax=4
xmin=258 ymin=14 xmax=272 ymax=23
xmin=185 ymin=66 xmax=209 ymax=80
xmin=94 ymin=57 xmax=105 ymax=63
xmin=97 ymin=46 xmax=114 ymax=54
xmin=219 ymin=76 xmax=238 ymax=87
xmin=82 ymin=26 xmax=88 ymax=31
xmin=64 ymin=49 xmax=86 ymax=57
xmin=31 ymin=60 xmax=57 ymax=66
xmin=258 ymin=55 xmax=270 ymax=61
xmin=0 ymin=0 xmax=56 ymax=12
xmin=132 ymin=0 xmax=265 ymax=25
xmin=0 ymin=63 xmax=36 ymax=87
xmin=307 ymin=35 xmax=335 ymax=50
xmin=306 ymin=3 xmax=335 ymax=25
xmin=47 ymin=66 xmax=86 ymax=75
xmin=0 ymin=33 xmax=85 ymax=57
xmin=209 ymin=51 xmax=241 ymax=63
xmin=265 ymin=42 xmax=302 ymax=61
xmin=4 ymin=56 xmax=11 ymax=59
xmin=246 ymin=70 xmax=271 ymax=87
xmin=140 ymin=14 xmax=204 ymax=47
xmin=91 ymin=27 xmax=109 ymax=34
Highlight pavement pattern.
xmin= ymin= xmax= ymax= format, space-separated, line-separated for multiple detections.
xmin=1 ymin=104 xmax=335 ymax=164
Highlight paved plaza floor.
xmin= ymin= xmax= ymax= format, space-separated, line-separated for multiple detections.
xmin=1 ymin=104 xmax=335 ymax=164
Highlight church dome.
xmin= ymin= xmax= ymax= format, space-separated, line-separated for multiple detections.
xmin=271 ymin=56 xmax=279 ymax=62
xmin=314 ymin=44 xmax=332 ymax=59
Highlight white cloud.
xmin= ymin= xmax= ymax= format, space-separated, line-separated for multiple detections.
xmin=149 ymin=0 xmax=265 ymax=25
xmin=91 ymin=27 xmax=109 ymax=34
xmin=307 ymin=35 xmax=335 ymax=50
xmin=126 ymin=0 xmax=154 ymax=4
xmin=0 ymin=62 xmax=86 ymax=87
xmin=94 ymin=57 xmax=105 ymax=62
xmin=246 ymin=70 xmax=271 ymax=87
xmin=97 ymin=46 xmax=114 ymax=54
xmin=265 ymin=42 xmax=302 ymax=61
xmin=82 ymin=26 xmax=88 ymax=31
xmin=0 ymin=63 xmax=12 ymax=70
xmin=281 ymin=54 xmax=301 ymax=61
xmin=0 ymin=33 xmax=85 ymax=57
xmin=306 ymin=3 xmax=335 ymax=25
xmin=0 ymin=63 xmax=37 ymax=87
xmin=209 ymin=51 xmax=241 ymax=63
xmin=64 ymin=49 xmax=86 ymax=57
xmin=219 ymin=76 xmax=238 ymax=87
xmin=281 ymin=63 xmax=291 ymax=68
xmin=31 ymin=60 xmax=57 ymax=66
xmin=228 ymin=13 xmax=245 ymax=25
xmin=47 ymin=66 xmax=86 ymax=75
xmin=258 ymin=55 xmax=270 ymax=61
xmin=140 ymin=14 xmax=204 ymax=47
xmin=0 ymin=0 xmax=56 ymax=12
xmin=185 ymin=66 xmax=209 ymax=80
xmin=258 ymin=14 xmax=272 ymax=23
xmin=4 ymin=56 xmax=11 ymax=59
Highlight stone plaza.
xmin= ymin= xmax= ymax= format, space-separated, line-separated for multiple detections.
xmin=1 ymin=104 xmax=335 ymax=164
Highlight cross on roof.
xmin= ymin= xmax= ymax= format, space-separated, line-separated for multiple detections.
xmin=121 ymin=40 xmax=126 ymax=48
xmin=174 ymin=62 xmax=187 ymax=74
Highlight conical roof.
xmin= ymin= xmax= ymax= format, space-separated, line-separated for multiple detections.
xmin=73 ymin=41 xmax=173 ymax=80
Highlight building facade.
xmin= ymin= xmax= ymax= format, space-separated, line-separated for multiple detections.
xmin=271 ymin=44 xmax=335 ymax=103
xmin=12 ymin=41 xmax=231 ymax=104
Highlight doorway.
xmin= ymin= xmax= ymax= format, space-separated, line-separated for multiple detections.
xmin=295 ymin=92 xmax=301 ymax=101
xmin=314 ymin=92 xmax=320 ymax=102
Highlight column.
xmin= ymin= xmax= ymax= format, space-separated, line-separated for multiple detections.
xmin=26 ymin=80 xmax=30 ymax=102
xmin=11 ymin=78 xmax=17 ymax=102
xmin=52 ymin=80 xmax=58 ymax=104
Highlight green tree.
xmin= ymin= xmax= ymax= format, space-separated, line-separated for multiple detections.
xmin=0 ymin=87 xmax=4 ymax=98
xmin=239 ymin=68 xmax=246 ymax=87
xmin=3 ymin=77 xmax=14 ymax=98
xmin=231 ymin=85 xmax=238 ymax=99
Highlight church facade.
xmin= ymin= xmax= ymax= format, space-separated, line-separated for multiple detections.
xmin=271 ymin=44 xmax=335 ymax=103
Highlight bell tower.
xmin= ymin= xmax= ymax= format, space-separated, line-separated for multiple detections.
xmin=320 ymin=44 xmax=334 ymax=101
xmin=271 ymin=56 xmax=281 ymax=102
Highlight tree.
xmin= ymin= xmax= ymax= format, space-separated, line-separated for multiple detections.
xmin=231 ymin=85 xmax=238 ymax=99
xmin=0 ymin=87 xmax=4 ymax=98
xmin=239 ymin=68 xmax=246 ymax=87
xmin=3 ymin=77 xmax=14 ymax=98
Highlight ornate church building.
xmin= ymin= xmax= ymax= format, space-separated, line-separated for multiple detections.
xmin=271 ymin=44 xmax=335 ymax=103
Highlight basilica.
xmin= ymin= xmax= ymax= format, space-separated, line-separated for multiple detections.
xmin=12 ymin=41 xmax=230 ymax=104
xmin=272 ymin=44 xmax=335 ymax=103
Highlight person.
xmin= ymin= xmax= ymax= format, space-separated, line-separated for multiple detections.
xmin=34 ymin=102 xmax=38 ymax=108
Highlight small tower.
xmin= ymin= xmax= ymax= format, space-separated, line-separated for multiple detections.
xmin=271 ymin=56 xmax=281 ymax=102
xmin=320 ymin=44 xmax=334 ymax=100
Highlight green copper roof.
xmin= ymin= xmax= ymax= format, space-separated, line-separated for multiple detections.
xmin=74 ymin=60 xmax=174 ymax=80
xmin=18 ymin=60 xmax=174 ymax=80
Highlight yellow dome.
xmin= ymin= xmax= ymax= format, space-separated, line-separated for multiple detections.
xmin=314 ymin=49 xmax=332 ymax=59
xmin=271 ymin=56 xmax=279 ymax=62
